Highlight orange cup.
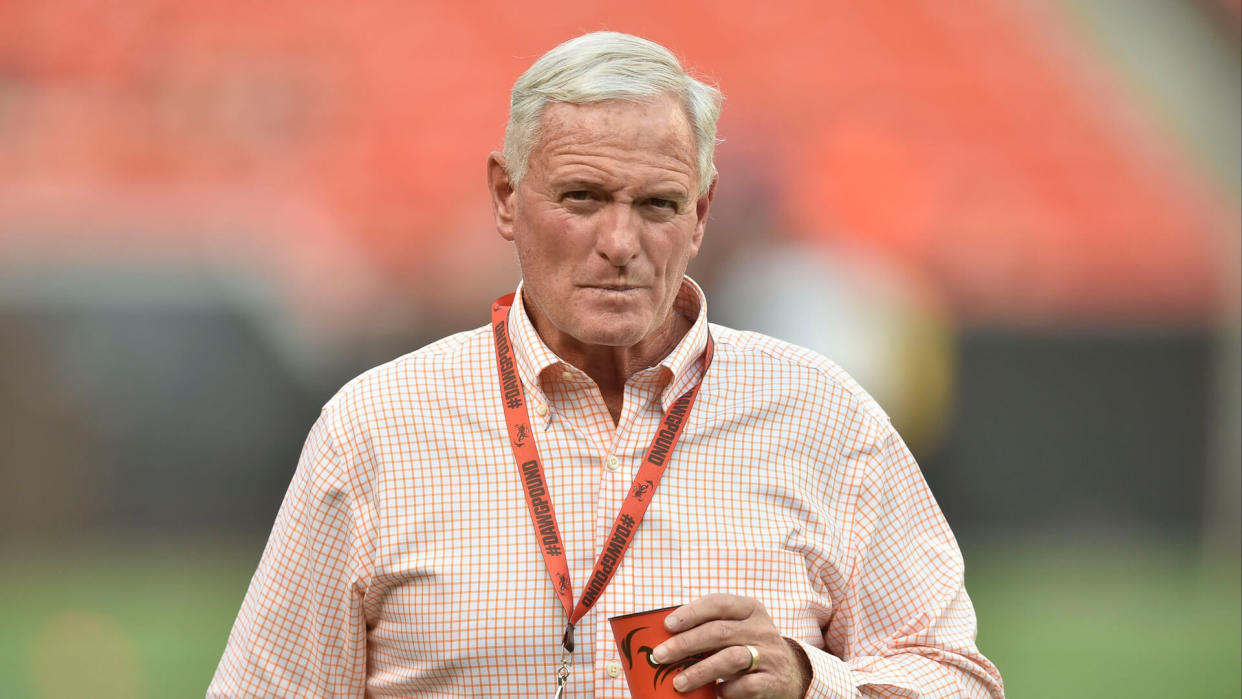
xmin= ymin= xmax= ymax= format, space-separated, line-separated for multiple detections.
xmin=608 ymin=606 xmax=715 ymax=699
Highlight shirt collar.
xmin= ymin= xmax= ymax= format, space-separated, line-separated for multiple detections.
xmin=507 ymin=277 xmax=710 ymax=414
xmin=507 ymin=282 xmax=564 ymax=409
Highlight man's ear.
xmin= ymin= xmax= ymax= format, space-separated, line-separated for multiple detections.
xmin=689 ymin=171 xmax=718 ymax=258
xmin=487 ymin=153 xmax=517 ymax=241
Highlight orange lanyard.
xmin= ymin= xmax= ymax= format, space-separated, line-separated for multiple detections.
xmin=490 ymin=294 xmax=713 ymax=692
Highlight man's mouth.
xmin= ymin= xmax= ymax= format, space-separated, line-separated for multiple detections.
xmin=583 ymin=284 xmax=642 ymax=292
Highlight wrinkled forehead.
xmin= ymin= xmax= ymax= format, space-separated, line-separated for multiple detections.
xmin=533 ymin=96 xmax=697 ymax=166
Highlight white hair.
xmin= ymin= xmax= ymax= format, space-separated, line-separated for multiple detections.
xmin=503 ymin=31 xmax=723 ymax=196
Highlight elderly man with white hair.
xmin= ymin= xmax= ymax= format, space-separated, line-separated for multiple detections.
xmin=210 ymin=31 xmax=1003 ymax=699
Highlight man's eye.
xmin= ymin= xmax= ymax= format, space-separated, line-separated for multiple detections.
xmin=564 ymin=191 xmax=593 ymax=202
xmin=648 ymin=198 xmax=678 ymax=211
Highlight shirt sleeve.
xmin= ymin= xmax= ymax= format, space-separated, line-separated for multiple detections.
xmin=797 ymin=421 xmax=1004 ymax=699
xmin=208 ymin=404 xmax=373 ymax=698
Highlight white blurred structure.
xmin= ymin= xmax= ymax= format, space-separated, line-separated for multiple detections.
xmin=713 ymin=240 xmax=955 ymax=453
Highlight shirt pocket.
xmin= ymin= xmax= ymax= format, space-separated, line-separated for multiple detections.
xmin=680 ymin=546 xmax=825 ymax=645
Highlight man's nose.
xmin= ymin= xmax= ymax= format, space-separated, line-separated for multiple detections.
xmin=595 ymin=204 xmax=641 ymax=267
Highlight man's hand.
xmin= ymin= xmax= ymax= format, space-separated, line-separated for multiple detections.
xmin=650 ymin=593 xmax=812 ymax=698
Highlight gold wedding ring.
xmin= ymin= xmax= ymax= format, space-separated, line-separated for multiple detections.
xmin=743 ymin=644 xmax=760 ymax=673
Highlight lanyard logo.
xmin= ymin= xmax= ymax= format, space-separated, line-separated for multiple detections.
xmin=631 ymin=479 xmax=654 ymax=501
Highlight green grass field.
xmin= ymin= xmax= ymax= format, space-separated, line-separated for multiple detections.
xmin=965 ymin=541 xmax=1241 ymax=698
xmin=1 ymin=538 xmax=1238 ymax=698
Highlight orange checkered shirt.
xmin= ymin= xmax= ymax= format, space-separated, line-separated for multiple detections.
xmin=209 ymin=278 xmax=1003 ymax=698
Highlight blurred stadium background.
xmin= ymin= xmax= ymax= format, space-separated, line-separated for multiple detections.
xmin=1 ymin=0 xmax=1238 ymax=696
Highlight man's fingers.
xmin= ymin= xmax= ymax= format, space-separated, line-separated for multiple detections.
xmin=666 ymin=593 xmax=759 ymax=632
xmin=668 ymin=644 xmax=757 ymax=692
xmin=652 ymin=619 xmax=744 ymax=663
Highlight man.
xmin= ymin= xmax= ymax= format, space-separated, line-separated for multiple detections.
xmin=210 ymin=31 xmax=1003 ymax=698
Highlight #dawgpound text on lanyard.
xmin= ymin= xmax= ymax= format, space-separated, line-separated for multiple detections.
xmin=489 ymin=294 xmax=714 ymax=697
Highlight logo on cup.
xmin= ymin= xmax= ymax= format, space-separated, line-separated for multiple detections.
xmin=619 ymin=627 xmax=701 ymax=690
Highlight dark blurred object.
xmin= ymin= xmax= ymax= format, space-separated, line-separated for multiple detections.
xmin=0 ymin=273 xmax=325 ymax=537
xmin=927 ymin=328 xmax=1212 ymax=538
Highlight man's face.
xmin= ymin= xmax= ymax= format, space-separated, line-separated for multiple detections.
xmin=489 ymin=95 xmax=714 ymax=352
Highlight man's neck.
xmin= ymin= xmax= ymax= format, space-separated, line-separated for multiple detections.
xmin=528 ymin=307 xmax=692 ymax=425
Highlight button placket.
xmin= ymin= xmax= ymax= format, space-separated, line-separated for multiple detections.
xmin=595 ymin=438 xmax=634 ymax=689
xmin=601 ymin=442 xmax=641 ymax=691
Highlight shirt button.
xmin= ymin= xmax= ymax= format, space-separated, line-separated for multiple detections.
xmin=535 ymin=404 xmax=548 ymax=417
xmin=605 ymin=661 xmax=622 ymax=678
xmin=606 ymin=455 xmax=620 ymax=471
xmin=562 ymin=370 xmax=573 ymax=381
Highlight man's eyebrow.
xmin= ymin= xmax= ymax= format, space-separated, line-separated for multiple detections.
xmin=644 ymin=187 xmax=689 ymax=200
xmin=549 ymin=176 xmax=607 ymax=190
xmin=547 ymin=177 xmax=691 ymax=200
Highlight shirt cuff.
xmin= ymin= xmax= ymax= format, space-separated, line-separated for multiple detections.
xmin=790 ymin=638 xmax=856 ymax=699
